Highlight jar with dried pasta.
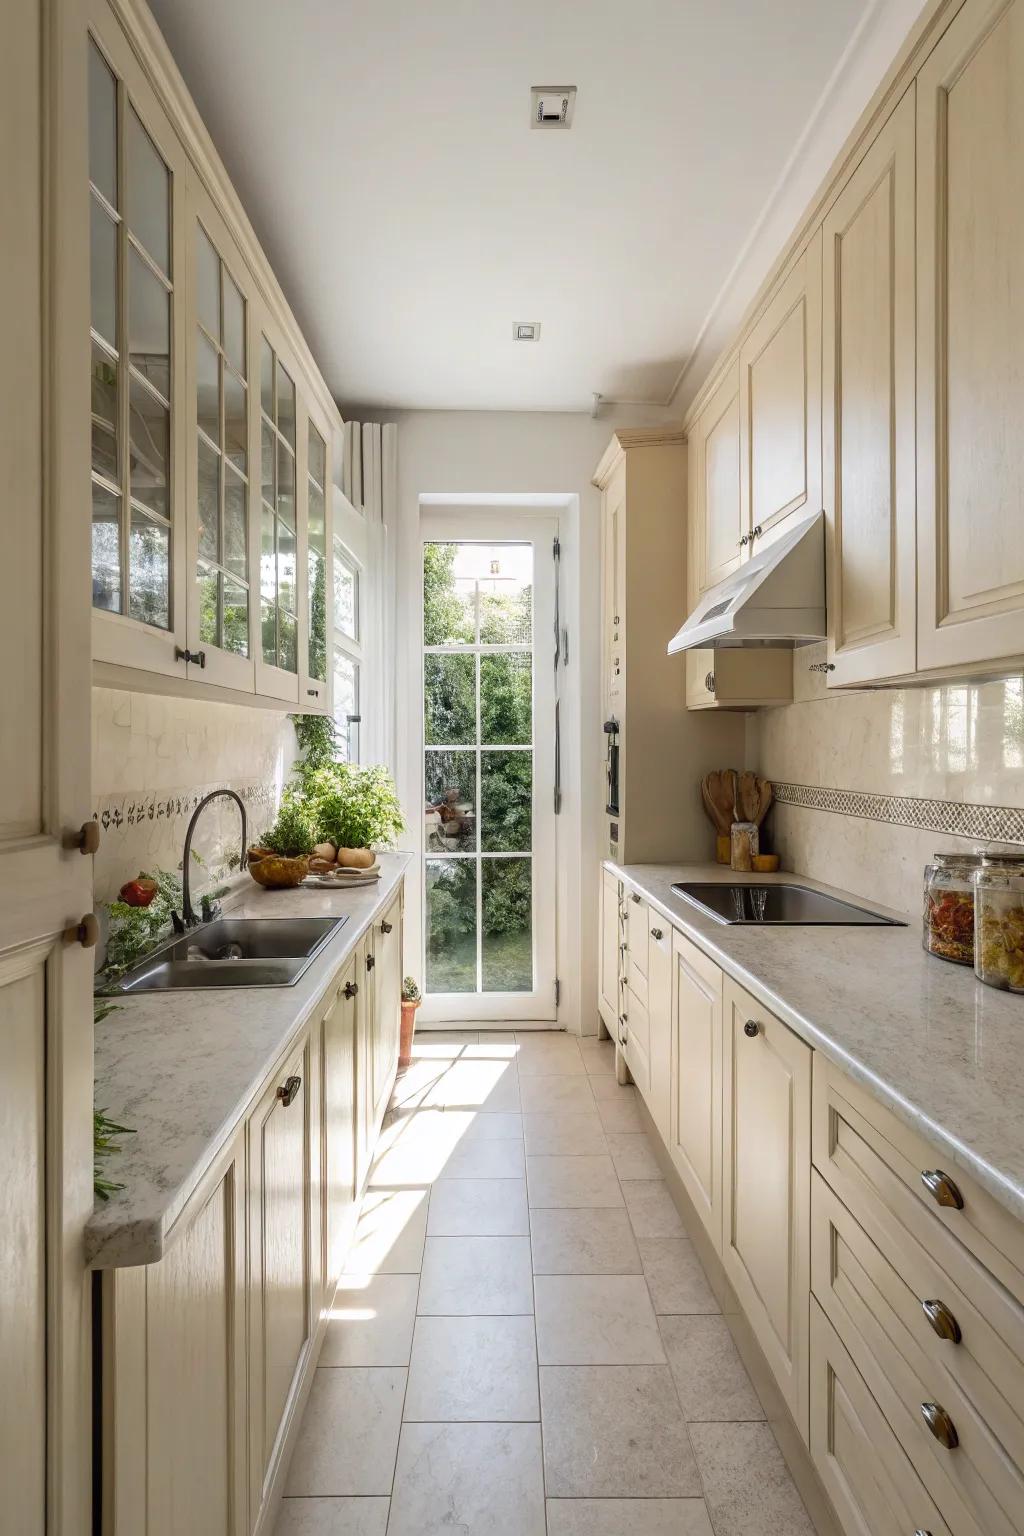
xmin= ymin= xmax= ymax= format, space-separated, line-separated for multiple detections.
xmin=973 ymin=853 xmax=1024 ymax=992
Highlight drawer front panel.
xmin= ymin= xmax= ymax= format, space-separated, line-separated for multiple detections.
xmin=812 ymin=1056 xmax=1024 ymax=1307
xmin=625 ymin=889 xmax=649 ymax=976
xmin=627 ymin=959 xmax=648 ymax=1009
xmin=623 ymin=994 xmax=651 ymax=1099
xmin=810 ymin=1299 xmax=953 ymax=1536
xmin=812 ymin=1174 xmax=1024 ymax=1536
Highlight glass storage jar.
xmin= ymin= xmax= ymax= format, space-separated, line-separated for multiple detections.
xmin=973 ymin=854 xmax=1024 ymax=992
xmin=922 ymin=852 xmax=981 ymax=965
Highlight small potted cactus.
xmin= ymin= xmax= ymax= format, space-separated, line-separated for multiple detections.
xmin=399 ymin=975 xmax=421 ymax=1068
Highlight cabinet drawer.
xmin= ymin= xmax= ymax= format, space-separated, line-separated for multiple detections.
xmin=812 ymin=1056 xmax=1024 ymax=1309
xmin=625 ymin=888 xmax=648 ymax=975
xmin=627 ymin=959 xmax=648 ymax=1009
xmin=810 ymin=1299 xmax=953 ymax=1536
xmin=812 ymin=1173 xmax=1024 ymax=1536
xmin=622 ymin=994 xmax=651 ymax=1099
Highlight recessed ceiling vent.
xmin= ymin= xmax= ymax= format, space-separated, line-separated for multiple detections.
xmin=530 ymin=86 xmax=576 ymax=129
xmin=513 ymin=322 xmax=541 ymax=342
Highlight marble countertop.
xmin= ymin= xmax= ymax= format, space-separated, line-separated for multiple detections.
xmin=88 ymin=852 xmax=412 ymax=1270
xmin=608 ymin=860 xmax=1024 ymax=1224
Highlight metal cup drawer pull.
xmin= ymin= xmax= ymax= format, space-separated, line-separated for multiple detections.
xmin=920 ymin=1401 xmax=958 ymax=1450
xmin=921 ymin=1169 xmax=964 ymax=1210
xmin=921 ymin=1298 xmax=962 ymax=1345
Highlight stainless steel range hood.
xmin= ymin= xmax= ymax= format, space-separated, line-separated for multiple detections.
xmin=667 ymin=509 xmax=826 ymax=652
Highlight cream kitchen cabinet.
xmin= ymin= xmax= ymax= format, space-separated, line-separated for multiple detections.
xmin=101 ymin=1132 xmax=248 ymax=1536
xmin=668 ymin=929 xmax=724 ymax=1251
xmin=739 ymin=231 xmax=822 ymax=557
xmin=247 ymin=1036 xmax=314 ymax=1518
xmin=722 ymin=976 xmax=811 ymax=1437
xmin=823 ymin=86 xmax=917 ymax=686
xmin=693 ymin=361 xmax=744 ymax=594
xmin=644 ymin=916 xmax=672 ymax=1145
xmin=916 ymin=0 xmax=1024 ymax=676
xmin=318 ymin=956 xmax=359 ymax=1302
xmin=686 ymin=647 xmax=792 ymax=710
xmin=598 ymin=867 xmax=622 ymax=1034
xmin=367 ymin=891 xmax=403 ymax=1137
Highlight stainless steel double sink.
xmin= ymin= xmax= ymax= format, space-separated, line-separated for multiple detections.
xmin=108 ymin=915 xmax=349 ymax=992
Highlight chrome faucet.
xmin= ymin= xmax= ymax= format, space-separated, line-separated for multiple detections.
xmin=171 ymin=788 xmax=248 ymax=932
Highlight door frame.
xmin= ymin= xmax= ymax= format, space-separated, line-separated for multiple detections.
xmin=418 ymin=508 xmax=558 ymax=1024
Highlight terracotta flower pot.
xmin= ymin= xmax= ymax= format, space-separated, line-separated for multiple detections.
xmin=399 ymin=998 xmax=420 ymax=1068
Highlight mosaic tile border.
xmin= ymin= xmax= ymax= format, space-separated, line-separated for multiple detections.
xmin=773 ymin=781 xmax=1024 ymax=846
xmin=92 ymin=779 xmax=277 ymax=835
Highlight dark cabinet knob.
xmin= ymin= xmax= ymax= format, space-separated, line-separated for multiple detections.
xmin=630 ymin=892 xmax=641 ymax=904
xmin=921 ymin=1298 xmax=962 ymax=1344
xmin=705 ymin=672 xmax=716 ymax=693
xmin=65 ymin=820 xmax=100 ymax=855
xmin=743 ymin=1019 xmax=760 ymax=1038
xmin=174 ymin=646 xmax=206 ymax=668
xmin=276 ymin=1074 xmax=301 ymax=1108
xmin=650 ymin=927 xmax=663 ymax=941
xmin=921 ymin=1169 xmax=964 ymax=1210
xmin=344 ymin=980 xmax=359 ymax=999
xmin=920 ymin=1401 xmax=958 ymax=1450
xmin=366 ymin=953 xmax=376 ymax=971
xmin=381 ymin=920 xmax=393 ymax=934
xmin=64 ymin=912 xmax=99 ymax=948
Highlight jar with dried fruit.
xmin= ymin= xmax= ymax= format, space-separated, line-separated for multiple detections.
xmin=922 ymin=853 xmax=981 ymax=965
xmin=974 ymin=854 xmax=1024 ymax=993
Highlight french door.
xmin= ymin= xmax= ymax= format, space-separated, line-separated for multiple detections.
xmin=420 ymin=512 xmax=557 ymax=1023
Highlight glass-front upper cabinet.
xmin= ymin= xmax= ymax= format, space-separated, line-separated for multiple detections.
xmin=88 ymin=28 xmax=187 ymax=677
xmin=186 ymin=189 xmax=255 ymax=691
xmin=257 ymin=335 xmax=300 ymax=701
xmin=301 ymin=418 xmax=330 ymax=708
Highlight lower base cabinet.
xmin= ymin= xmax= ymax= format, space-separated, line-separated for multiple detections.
xmin=101 ymin=881 xmax=405 ymax=1536
xmin=668 ymin=929 xmax=723 ymax=1251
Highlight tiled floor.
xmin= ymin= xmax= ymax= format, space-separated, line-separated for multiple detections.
xmin=275 ymin=1030 xmax=816 ymax=1536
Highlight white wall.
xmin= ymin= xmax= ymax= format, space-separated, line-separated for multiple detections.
xmin=377 ymin=405 xmax=673 ymax=1033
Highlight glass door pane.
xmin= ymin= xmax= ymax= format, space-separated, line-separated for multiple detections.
xmin=423 ymin=541 xmax=537 ymax=999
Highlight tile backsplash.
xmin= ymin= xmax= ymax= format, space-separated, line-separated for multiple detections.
xmin=746 ymin=644 xmax=1024 ymax=914
xmin=91 ymin=688 xmax=296 ymax=902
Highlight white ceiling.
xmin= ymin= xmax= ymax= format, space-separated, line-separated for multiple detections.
xmin=149 ymin=0 xmax=922 ymax=414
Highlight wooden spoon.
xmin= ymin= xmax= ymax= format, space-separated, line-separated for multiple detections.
xmin=737 ymin=771 xmax=772 ymax=826
xmin=701 ymin=769 xmax=737 ymax=835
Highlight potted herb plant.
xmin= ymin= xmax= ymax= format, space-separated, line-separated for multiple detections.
xmin=248 ymin=799 xmax=316 ymax=888
xmin=303 ymin=763 xmax=405 ymax=868
xmin=399 ymin=975 xmax=421 ymax=1067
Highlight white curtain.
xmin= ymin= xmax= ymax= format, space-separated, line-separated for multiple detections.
xmin=340 ymin=420 xmax=398 ymax=775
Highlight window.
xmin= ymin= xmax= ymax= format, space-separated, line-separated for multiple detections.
xmin=332 ymin=535 xmax=362 ymax=761
xmin=258 ymin=338 xmax=298 ymax=672
xmin=307 ymin=422 xmax=327 ymax=682
xmin=89 ymin=38 xmax=174 ymax=627
xmin=194 ymin=222 xmax=249 ymax=656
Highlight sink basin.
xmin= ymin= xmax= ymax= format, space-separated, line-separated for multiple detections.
xmin=670 ymin=881 xmax=904 ymax=927
xmin=111 ymin=915 xmax=349 ymax=992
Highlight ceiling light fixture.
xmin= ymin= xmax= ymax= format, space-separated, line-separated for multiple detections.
xmin=514 ymin=322 xmax=541 ymax=342
xmin=530 ymin=86 xmax=576 ymax=129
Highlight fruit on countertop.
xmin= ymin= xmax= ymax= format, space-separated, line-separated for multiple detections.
xmin=312 ymin=842 xmax=337 ymax=863
xmin=118 ymin=876 xmax=158 ymax=908
xmin=337 ymin=847 xmax=375 ymax=869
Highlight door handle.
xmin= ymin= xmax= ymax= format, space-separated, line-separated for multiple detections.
xmin=554 ymin=699 xmax=561 ymax=814
xmin=921 ymin=1299 xmax=962 ymax=1345
xmin=920 ymin=1401 xmax=958 ymax=1450
xmin=276 ymin=1074 xmax=301 ymax=1108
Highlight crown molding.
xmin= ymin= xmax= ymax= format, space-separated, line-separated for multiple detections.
xmin=591 ymin=427 xmax=687 ymax=488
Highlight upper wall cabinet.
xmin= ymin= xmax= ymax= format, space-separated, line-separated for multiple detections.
xmin=739 ymin=232 xmax=822 ymax=556
xmin=86 ymin=0 xmax=340 ymax=711
xmin=694 ymin=361 xmax=743 ymax=595
xmin=916 ymin=0 xmax=1024 ymax=675
xmin=823 ymin=87 xmax=916 ymax=687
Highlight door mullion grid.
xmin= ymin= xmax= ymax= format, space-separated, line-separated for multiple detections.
xmin=474 ymin=577 xmax=483 ymax=995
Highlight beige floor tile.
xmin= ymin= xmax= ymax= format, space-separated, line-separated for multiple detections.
xmin=519 ymin=1076 xmax=596 ymax=1114
xmin=530 ymin=1208 xmax=642 ymax=1275
xmin=284 ymin=1368 xmax=405 ymax=1496
xmin=688 ymin=1422 xmax=815 ymax=1536
xmin=424 ymin=1059 xmax=522 ymax=1112
xmin=368 ymin=1110 xmax=469 ymax=1185
xmin=426 ymin=1176 xmax=529 ymax=1236
xmin=388 ymin=1422 xmax=545 ymax=1536
xmin=515 ymin=1039 xmax=586 ymax=1076
xmin=595 ymin=1094 xmax=647 ymax=1132
xmin=344 ymin=1188 xmax=428 ymax=1275
xmin=638 ymin=1236 xmax=719 ymax=1314
xmin=588 ymin=1076 xmax=636 ymax=1102
xmin=390 ymin=1059 xmax=448 ymax=1109
xmin=418 ymin=1235 xmax=534 ymax=1315
xmin=458 ymin=1110 xmax=523 ymax=1141
xmin=606 ymin=1132 xmax=663 ymax=1179
xmin=463 ymin=1039 xmax=519 ymax=1060
xmin=546 ymin=1498 xmax=714 ymax=1536
xmin=622 ymin=1180 xmax=685 ymax=1239
xmin=413 ymin=1031 xmax=479 ymax=1054
xmin=320 ymin=1273 xmax=419 ymax=1367
xmin=404 ymin=1314 xmax=539 ymax=1421
xmin=436 ymin=1137 xmax=526 ymax=1179
xmin=522 ymin=1108 xmax=607 ymax=1156
xmin=535 ymin=1274 xmax=665 ymax=1365
xmin=660 ymin=1314 xmax=764 ymax=1420
xmin=540 ymin=1365 xmax=700 ymax=1497
xmin=527 ymin=1153 xmax=623 ymax=1209
xmin=578 ymin=1039 xmax=616 ymax=1077
xmin=273 ymin=1497 xmax=390 ymax=1535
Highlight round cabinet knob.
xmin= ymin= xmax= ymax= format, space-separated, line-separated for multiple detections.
xmin=344 ymin=980 xmax=359 ymax=999
xmin=381 ymin=920 xmax=393 ymax=934
xmin=920 ymin=1169 xmax=964 ymax=1211
xmin=650 ymin=927 xmax=663 ymax=941
xmin=920 ymin=1401 xmax=958 ymax=1450
xmin=921 ymin=1298 xmax=962 ymax=1344
xmin=738 ymin=533 xmax=749 ymax=548
xmin=65 ymin=820 xmax=101 ymax=855
xmin=276 ymin=1074 xmax=302 ymax=1108
xmin=705 ymin=672 xmax=716 ymax=693
xmin=743 ymin=1019 xmax=760 ymax=1038
xmin=630 ymin=892 xmax=641 ymax=904
xmin=64 ymin=912 xmax=99 ymax=948
xmin=751 ymin=524 xmax=763 ymax=541
xmin=366 ymin=953 xmax=376 ymax=971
